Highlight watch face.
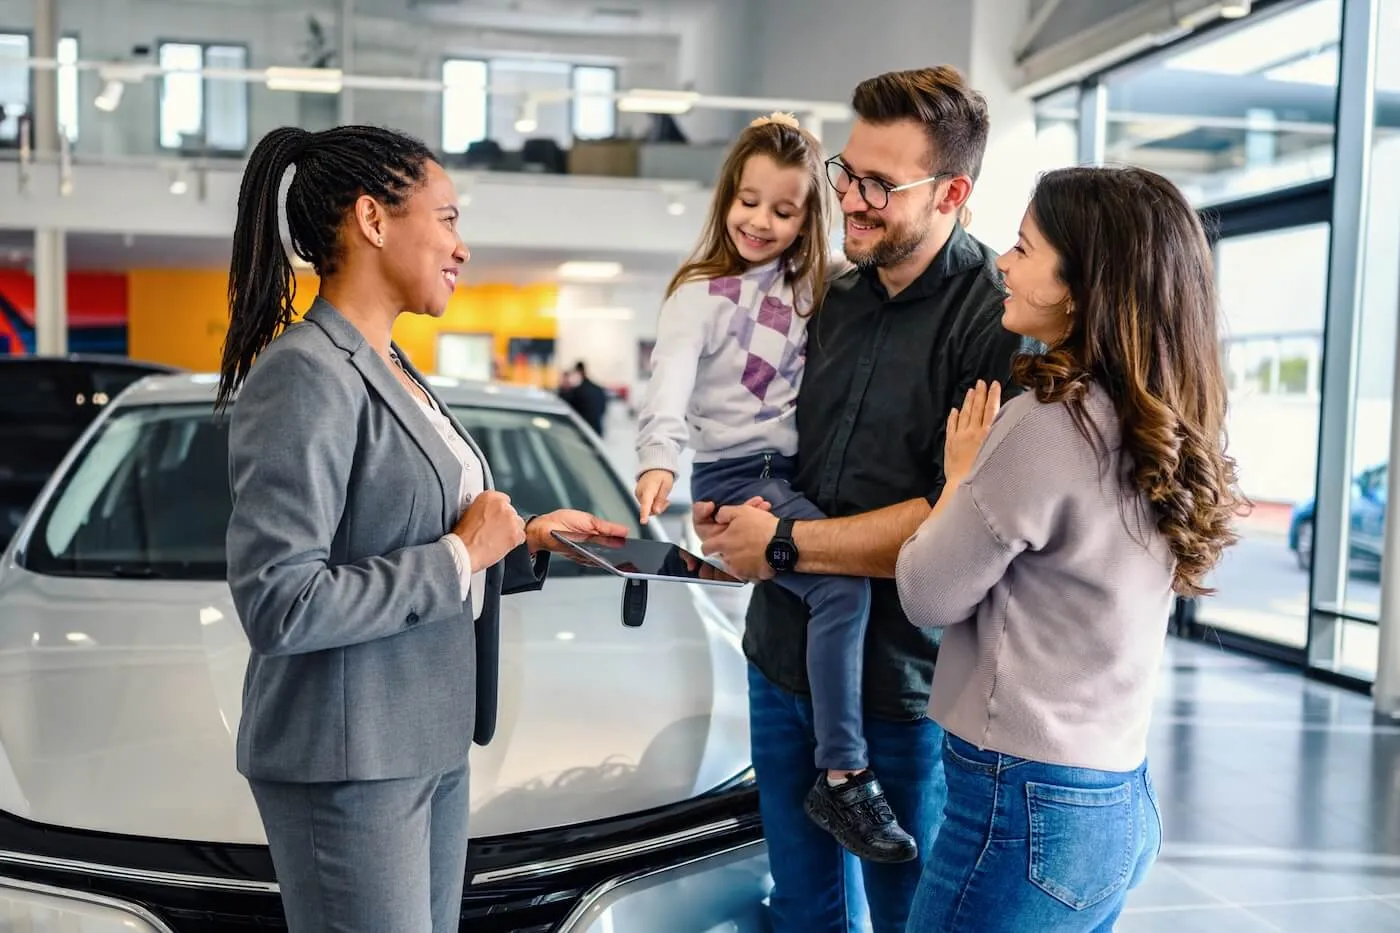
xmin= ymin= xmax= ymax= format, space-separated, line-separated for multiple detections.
xmin=769 ymin=543 xmax=795 ymax=567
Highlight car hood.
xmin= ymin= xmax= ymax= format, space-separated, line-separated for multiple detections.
xmin=0 ymin=565 xmax=751 ymax=843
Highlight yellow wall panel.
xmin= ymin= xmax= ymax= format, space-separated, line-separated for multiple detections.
xmin=127 ymin=270 xmax=557 ymax=376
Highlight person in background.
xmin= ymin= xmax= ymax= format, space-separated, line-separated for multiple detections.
xmin=633 ymin=111 xmax=918 ymax=865
xmin=896 ymin=164 xmax=1246 ymax=932
xmin=219 ymin=124 xmax=627 ymax=933
xmin=561 ymin=360 xmax=608 ymax=436
xmin=690 ymin=67 xmax=1024 ymax=933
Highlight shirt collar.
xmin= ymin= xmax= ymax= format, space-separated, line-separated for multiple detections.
xmin=859 ymin=223 xmax=990 ymax=305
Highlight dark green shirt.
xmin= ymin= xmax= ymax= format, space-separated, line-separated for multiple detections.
xmin=743 ymin=224 xmax=1028 ymax=720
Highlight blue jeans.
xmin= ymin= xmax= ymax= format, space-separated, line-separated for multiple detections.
xmin=248 ymin=763 xmax=470 ymax=932
xmin=748 ymin=665 xmax=945 ymax=933
xmin=906 ymin=733 xmax=1162 ymax=933
xmin=694 ymin=452 xmax=872 ymax=770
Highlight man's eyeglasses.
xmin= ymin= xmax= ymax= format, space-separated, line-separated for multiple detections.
xmin=825 ymin=158 xmax=954 ymax=211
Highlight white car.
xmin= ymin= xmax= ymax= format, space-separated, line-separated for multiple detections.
xmin=0 ymin=372 xmax=770 ymax=932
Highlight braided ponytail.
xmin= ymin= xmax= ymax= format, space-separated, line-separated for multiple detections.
xmin=216 ymin=125 xmax=435 ymax=410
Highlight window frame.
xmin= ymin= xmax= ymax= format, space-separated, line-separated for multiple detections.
xmin=0 ymin=30 xmax=81 ymax=145
xmin=440 ymin=55 xmax=490 ymax=154
xmin=154 ymin=38 xmax=251 ymax=156
xmin=570 ymin=63 xmax=618 ymax=141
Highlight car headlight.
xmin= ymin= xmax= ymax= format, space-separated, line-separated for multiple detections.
xmin=0 ymin=876 xmax=173 ymax=932
xmin=556 ymin=840 xmax=771 ymax=933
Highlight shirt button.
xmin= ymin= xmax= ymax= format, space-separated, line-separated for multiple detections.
xmin=406 ymin=611 xmax=420 ymax=625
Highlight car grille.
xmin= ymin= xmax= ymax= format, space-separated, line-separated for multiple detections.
xmin=0 ymin=784 xmax=761 ymax=933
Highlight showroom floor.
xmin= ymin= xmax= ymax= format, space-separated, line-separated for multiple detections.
xmin=1115 ymin=639 xmax=1400 ymax=932
xmin=596 ymin=403 xmax=1400 ymax=931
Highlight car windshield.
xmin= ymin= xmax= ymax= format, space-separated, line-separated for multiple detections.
xmin=20 ymin=401 xmax=642 ymax=580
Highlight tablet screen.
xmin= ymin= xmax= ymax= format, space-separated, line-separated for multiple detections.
xmin=551 ymin=532 xmax=747 ymax=587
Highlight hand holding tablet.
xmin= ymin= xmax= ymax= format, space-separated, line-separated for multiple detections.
xmin=550 ymin=531 xmax=747 ymax=588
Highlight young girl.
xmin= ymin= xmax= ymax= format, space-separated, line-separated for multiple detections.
xmin=633 ymin=113 xmax=917 ymax=864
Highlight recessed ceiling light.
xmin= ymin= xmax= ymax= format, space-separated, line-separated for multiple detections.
xmin=557 ymin=260 xmax=622 ymax=280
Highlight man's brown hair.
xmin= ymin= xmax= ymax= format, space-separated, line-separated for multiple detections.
xmin=851 ymin=66 xmax=991 ymax=182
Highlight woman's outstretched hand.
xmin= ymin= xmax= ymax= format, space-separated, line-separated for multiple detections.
xmin=944 ymin=380 xmax=1001 ymax=486
xmin=527 ymin=510 xmax=631 ymax=555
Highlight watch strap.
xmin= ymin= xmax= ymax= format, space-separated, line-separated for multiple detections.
xmin=775 ymin=517 xmax=796 ymax=542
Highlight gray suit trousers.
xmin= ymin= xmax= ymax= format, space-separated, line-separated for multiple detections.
xmin=248 ymin=762 xmax=470 ymax=933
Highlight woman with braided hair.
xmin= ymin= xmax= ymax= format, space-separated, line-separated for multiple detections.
xmin=219 ymin=125 xmax=626 ymax=932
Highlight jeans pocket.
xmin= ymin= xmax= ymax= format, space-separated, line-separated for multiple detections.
xmin=1026 ymin=780 xmax=1136 ymax=911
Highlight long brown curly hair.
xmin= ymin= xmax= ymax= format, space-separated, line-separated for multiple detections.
xmin=1011 ymin=165 xmax=1248 ymax=597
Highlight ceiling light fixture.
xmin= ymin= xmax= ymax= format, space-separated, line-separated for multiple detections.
xmin=94 ymin=79 xmax=124 ymax=112
xmin=557 ymin=260 xmax=623 ymax=280
xmin=265 ymin=66 xmax=344 ymax=94
xmin=1219 ymin=0 xmax=1251 ymax=17
xmin=618 ymin=89 xmax=699 ymax=115
xmin=514 ymin=99 xmax=539 ymax=134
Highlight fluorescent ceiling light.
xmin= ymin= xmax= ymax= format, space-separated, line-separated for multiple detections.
xmin=618 ymin=89 xmax=698 ymax=115
xmin=266 ymin=66 xmax=344 ymax=94
xmin=94 ymin=79 xmax=124 ymax=112
xmin=558 ymin=260 xmax=622 ymax=280
xmin=1220 ymin=1 xmax=1251 ymax=18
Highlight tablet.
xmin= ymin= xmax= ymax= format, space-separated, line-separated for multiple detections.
xmin=551 ymin=531 xmax=748 ymax=587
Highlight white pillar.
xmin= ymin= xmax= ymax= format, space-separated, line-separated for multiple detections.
xmin=33 ymin=232 xmax=67 ymax=356
xmin=32 ymin=0 xmax=58 ymax=152
xmin=32 ymin=0 xmax=66 ymax=356
xmin=966 ymin=0 xmax=1040 ymax=253
xmin=338 ymin=0 xmax=355 ymax=125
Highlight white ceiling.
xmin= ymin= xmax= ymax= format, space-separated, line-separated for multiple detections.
xmin=0 ymin=229 xmax=682 ymax=285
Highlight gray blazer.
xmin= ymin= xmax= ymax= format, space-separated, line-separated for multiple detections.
xmin=225 ymin=299 xmax=547 ymax=783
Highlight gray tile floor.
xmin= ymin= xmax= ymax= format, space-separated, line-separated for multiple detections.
xmin=1117 ymin=639 xmax=1400 ymax=931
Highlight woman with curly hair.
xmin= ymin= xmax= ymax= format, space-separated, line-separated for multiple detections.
xmin=895 ymin=164 xmax=1246 ymax=932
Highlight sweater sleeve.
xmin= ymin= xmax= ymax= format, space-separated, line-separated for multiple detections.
xmin=635 ymin=283 xmax=712 ymax=476
xmin=897 ymin=401 xmax=1059 ymax=628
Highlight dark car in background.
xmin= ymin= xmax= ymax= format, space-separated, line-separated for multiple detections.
xmin=0 ymin=355 xmax=179 ymax=549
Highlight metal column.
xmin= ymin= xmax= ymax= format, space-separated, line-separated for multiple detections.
xmin=32 ymin=0 xmax=66 ymax=356
xmin=1076 ymin=81 xmax=1106 ymax=166
xmin=1309 ymin=0 xmax=1377 ymax=681
xmin=1361 ymin=0 xmax=1400 ymax=717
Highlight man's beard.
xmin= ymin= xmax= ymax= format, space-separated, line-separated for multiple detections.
xmin=843 ymin=210 xmax=933 ymax=270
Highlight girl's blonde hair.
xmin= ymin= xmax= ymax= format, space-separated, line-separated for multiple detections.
xmin=666 ymin=112 xmax=828 ymax=315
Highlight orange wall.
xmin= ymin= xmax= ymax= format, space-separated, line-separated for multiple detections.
xmin=127 ymin=270 xmax=557 ymax=374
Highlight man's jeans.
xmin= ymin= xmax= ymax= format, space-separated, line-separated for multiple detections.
xmin=748 ymin=665 xmax=945 ymax=933
xmin=906 ymin=733 xmax=1161 ymax=933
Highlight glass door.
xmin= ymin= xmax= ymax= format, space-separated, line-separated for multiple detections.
xmin=1180 ymin=185 xmax=1333 ymax=658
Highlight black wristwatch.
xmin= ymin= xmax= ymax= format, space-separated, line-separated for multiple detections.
xmin=766 ymin=518 xmax=799 ymax=573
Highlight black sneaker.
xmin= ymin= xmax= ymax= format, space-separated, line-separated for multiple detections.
xmin=803 ymin=770 xmax=918 ymax=864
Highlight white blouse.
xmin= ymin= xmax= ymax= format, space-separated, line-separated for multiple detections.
xmin=416 ymin=396 xmax=488 ymax=621
xmin=387 ymin=359 xmax=489 ymax=621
